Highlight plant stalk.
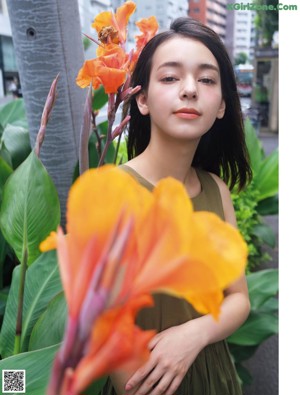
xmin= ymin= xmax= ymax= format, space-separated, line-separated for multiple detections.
xmin=14 ymin=246 xmax=28 ymax=354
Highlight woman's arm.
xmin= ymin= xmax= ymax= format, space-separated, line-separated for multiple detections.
xmin=120 ymin=176 xmax=250 ymax=395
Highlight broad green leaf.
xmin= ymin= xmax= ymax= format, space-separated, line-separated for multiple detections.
xmin=0 ymin=151 xmax=60 ymax=266
xmin=0 ymin=342 xmax=107 ymax=395
xmin=259 ymin=296 xmax=278 ymax=314
xmin=227 ymin=311 xmax=278 ymax=346
xmin=247 ymin=269 xmax=278 ymax=310
xmin=0 ymin=343 xmax=59 ymax=395
xmin=257 ymin=195 xmax=278 ymax=215
xmin=244 ymin=118 xmax=264 ymax=175
xmin=0 ymin=98 xmax=27 ymax=133
xmin=0 ymin=141 xmax=13 ymax=168
xmin=2 ymin=124 xmax=31 ymax=169
xmin=0 ymin=157 xmax=13 ymax=203
xmin=92 ymin=86 xmax=108 ymax=111
xmin=254 ymin=149 xmax=279 ymax=201
xmin=29 ymin=292 xmax=67 ymax=351
xmin=0 ymin=287 xmax=9 ymax=317
xmin=252 ymin=223 xmax=276 ymax=247
xmin=0 ymin=251 xmax=62 ymax=358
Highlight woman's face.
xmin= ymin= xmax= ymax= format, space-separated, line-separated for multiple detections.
xmin=136 ymin=36 xmax=225 ymax=143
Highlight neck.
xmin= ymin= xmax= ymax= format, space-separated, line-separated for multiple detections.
xmin=133 ymin=135 xmax=200 ymax=185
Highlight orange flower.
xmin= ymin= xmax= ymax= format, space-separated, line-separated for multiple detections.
xmin=92 ymin=1 xmax=136 ymax=45
xmin=76 ymin=44 xmax=129 ymax=93
xmin=135 ymin=16 xmax=159 ymax=52
xmin=44 ymin=165 xmax=247 ymax=395
xmin=130 ymin=16 xmax=159 ymax=69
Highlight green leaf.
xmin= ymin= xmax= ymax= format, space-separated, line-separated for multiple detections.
xmin=0 ymin=151 xmax=60 ymax=266
xmin=259 ymin=296 xmax=278 ymax=314
xmin=0 ymin=288 xmax=9 ymax=317
xmin=29 ymin=292 xmax=67 ymax=351
xmin=0 ymin=141 xmax=13 ymax=168
xmin=92 ymin=86 xmax=108 ymax=111
xmin=227 ymin=311 xmax=278 ymax=346
xmin=244 ymin=118 xmax=265 ymax=175
xmin=0 ymin=98 xmax=27 ymax=133
xmin=254 ymin=148 xmax=279 ymax=201
xmin=0 ymin=156 xmax=13 ymax=203
xmin=0 ymin=343 xmax=59 ymax=395
xmin=0 ymin=251 xmax=62 ymax=358
xmin=247 ymin=269 xmax=279 ymax=310
xmin=252 ymin=223 xmax=276 ymax=247
xmin=0 ymin=342 xmax=107 ymax=395
xmin=256 ymin=195 xmax=278 ymax=215
xmin=2 ymin=124 xmax=31 ymax=169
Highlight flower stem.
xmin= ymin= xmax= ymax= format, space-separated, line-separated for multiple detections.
xmin=34 ymin=74 xmax=59 ymax=157
xmin=14 ymin=246 xmax=28 ymax=355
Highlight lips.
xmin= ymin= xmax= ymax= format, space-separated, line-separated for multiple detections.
xmin=174 ymin=108 xmax=201 ymax=119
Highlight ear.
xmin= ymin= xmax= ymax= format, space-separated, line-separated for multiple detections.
xmin=135 ymin=91 xmax=149 ymax=115
xmin=216 ymin=99 xmax=226 ymax=119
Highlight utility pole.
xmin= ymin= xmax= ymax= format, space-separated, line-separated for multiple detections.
xmin=7 ymin=0 xmax=86 ymax=221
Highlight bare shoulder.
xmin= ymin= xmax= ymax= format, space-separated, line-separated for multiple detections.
xmin=208 ymin=172 xmax=237 ymax=227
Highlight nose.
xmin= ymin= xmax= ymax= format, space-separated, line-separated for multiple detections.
xmin=180 ymin=77 xmax=198 ymax=100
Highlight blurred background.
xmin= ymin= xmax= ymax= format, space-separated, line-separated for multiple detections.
xmin=0 ymin=0 xmax=278 ymax=138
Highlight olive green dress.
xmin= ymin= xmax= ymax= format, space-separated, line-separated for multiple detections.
xmin=101 ymin=166 xmax=242 ymax=395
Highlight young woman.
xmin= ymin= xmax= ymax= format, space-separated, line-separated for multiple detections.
xmin=102 ymin=17 xmax=252 ymax=395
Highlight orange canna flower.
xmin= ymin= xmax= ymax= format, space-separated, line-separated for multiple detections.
xmin=76 ymin=44 xmax=129 ymax=93
xmin=131 ymin=16 xmax=159 ymax=70
xmin=135 ymin=16 xmax=159 ymax=52
xmin=92 ymin=1 xmax=136 ymax=45
xmin=44 ymin=165 xmax=247 ymax=395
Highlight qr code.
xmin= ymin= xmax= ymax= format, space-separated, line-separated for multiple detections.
xmin=2 ymin=370 xmax=26 ymax=393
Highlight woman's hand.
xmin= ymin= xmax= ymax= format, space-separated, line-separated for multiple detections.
xmin=124 ymin=322 xmax=204 ymax=395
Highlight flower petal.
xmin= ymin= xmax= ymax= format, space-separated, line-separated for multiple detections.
xmin=39 ymin=230 xmax=58 ymax=251
xmin=115 ymin=1 xmax=136 ymax=43
xmin=72 ymin=296 xmax=154 ymax=394
xmin=91 ymin=11 xmax=114 ymax=33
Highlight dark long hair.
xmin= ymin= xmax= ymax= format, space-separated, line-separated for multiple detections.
xmin=124 ymin=17 xmax=252 ymax=190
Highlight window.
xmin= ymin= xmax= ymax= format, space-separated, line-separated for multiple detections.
xmin=1 ymin=36 xmax=18 ymax=72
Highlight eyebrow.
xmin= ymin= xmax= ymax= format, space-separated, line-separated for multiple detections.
xmin=157 ymin=61 xmax=220 ymax=73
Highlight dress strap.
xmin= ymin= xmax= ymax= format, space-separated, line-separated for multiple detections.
xmin=193 ymin=169 xmax=225 ymax=220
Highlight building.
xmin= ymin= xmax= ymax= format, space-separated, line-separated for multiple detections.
xmin=0 ymin=0 xmax=19 ymax=98
xmin=188 ymin=0 xmax=227 ymax=41
xmin=225 ymin=0 xmax=256 ymax=63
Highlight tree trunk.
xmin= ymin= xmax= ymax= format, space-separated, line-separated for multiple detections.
xmin=7 ymin=0 xmax=86 ymax=222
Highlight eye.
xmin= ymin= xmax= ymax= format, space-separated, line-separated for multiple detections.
xmin=199 ymin=77 xmax=216 ymax=85
xmin=160 ymin=76 xmax=178 ymax=83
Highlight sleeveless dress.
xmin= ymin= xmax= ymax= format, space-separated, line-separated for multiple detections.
xmin=100 ymin=165 xmax=243 ymax=395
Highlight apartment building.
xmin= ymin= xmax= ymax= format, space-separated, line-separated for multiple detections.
xmin=189 ymin=0 xmax=227 ymax=41
xmin=225 ymin=0 xmax=256 ymax=63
